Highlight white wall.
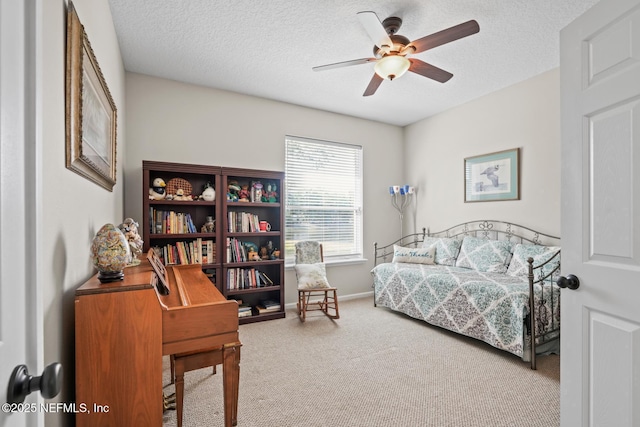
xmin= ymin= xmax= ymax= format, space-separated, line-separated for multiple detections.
xmin=40 ymin=1 xmax=125 ymax=425
xmin=123 ymin=73 xmax=404 ymax=303
xmin=34 ymin=4 xmax=561 ymax=422
xmin=404 ymin=69 xmax=561 ymax=237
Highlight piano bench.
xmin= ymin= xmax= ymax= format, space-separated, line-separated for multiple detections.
xmin=170 ymin=352 xmax=216 ymax=385
xmin=171 ymin=348 xmax=223 ymax=427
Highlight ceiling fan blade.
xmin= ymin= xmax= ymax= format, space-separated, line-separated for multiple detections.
xmin=363 ymin=73 xmax=384 ymax=96
xmin=408 ymin=20 xmax=479 ymax=54
xmin=357 ymin=11 xmax=393 ymax=50
xmin=408 ymin=59 xmax=453 ymax=83
xmin=313 ymin=57 xmax=377 ymax=72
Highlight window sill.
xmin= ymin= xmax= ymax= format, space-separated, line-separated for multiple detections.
xmin=285 ymin=257 xmax=368 ymax=270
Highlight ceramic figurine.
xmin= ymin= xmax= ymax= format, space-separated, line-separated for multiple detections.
xmin=149 ymin=177 xmax=167 ymax=200
xmin=238 ymin=185 xmax=250 ymax=202
xmin=201 ymin=182 xmax=216 ymax=201
xmin=173 ymin=188 xmax=192 ymax=201
xmin=265 ymin=183 xmax=278 ymax=203
xmin=251 ymin=181 xmax=263 ymax=203
xmin=227 ymin=181 xmax=240 ymax=202
xmin=118 ymin=218 xmax=143 ymax=266
xmin=259 ymin=246 xmax=269 ymax=260
xmin=201 ymin=216 xmax=215 ymax=233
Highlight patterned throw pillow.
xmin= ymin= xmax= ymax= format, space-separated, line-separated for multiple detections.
xmin=506 ymin=244 xmax=561 ymax=278
xmin=421 ymin=237 xmax=462 ymax=266
xmin=295 ymin=263 xmax=330 ymax=290
xmin=295 ymin=241 xmax=323 ymax=264
xmin=455 ymin=236 xmax=513 ymax=273
xmin=392 ymin=245 xmax=435 ymax=265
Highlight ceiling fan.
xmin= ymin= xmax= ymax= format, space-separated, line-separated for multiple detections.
xmin=313 ymin=11 xmax=480 ymax=96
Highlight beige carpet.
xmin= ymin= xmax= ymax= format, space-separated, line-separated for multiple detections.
xmin=162 ymin=297 xmax=559 ymax=427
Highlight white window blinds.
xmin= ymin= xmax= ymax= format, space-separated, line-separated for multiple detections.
xmin=285 ymin=136 xmax=363 ymax=263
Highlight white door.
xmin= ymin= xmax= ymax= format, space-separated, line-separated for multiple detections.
xmin=0 ymin=0 xmax=44 ymax=426
xmin=560 ymin=0 xmax=640 ymax=426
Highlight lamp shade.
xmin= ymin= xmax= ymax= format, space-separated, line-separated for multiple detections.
xmin=374 ymin=55 xmax=410 ymax=80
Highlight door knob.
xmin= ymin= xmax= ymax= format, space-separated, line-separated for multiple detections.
xmin=557 ymin=274 xmax=580 ymax=290
xmin=7 ymin=362 xmax=62 ymax=404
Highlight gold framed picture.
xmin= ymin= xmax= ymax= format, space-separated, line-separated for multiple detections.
xmin=65 ymin=2 xmax=117 ymax=191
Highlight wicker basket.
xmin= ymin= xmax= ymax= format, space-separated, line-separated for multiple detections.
xmin=165 ymin=177 xmax=193 ymax=196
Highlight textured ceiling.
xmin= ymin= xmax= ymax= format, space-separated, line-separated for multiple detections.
xmin=107 ymin=0 xmax=598 ymax=127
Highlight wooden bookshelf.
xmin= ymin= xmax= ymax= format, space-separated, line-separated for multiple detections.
xmin=142 ymin=161 xmax=285 ymax=324
xmin=142 ymin=161 xmax=222 ymax=288
xmin=222 ymin=167 xmax=285 ymax=324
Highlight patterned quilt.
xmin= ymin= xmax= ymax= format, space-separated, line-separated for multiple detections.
xmin=371 ymin=262 xmax=560 ymax=357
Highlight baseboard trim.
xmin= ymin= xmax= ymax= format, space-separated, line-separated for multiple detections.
xmin=284 ymin=291 xmax=373 ymax=310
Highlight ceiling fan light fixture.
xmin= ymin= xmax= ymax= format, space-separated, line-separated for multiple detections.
xmin=374 ymin=55 xmax=410 ymax=80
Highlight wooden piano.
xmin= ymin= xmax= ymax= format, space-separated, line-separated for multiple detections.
xmin=75 ymin=253 xmax=241 ymax=427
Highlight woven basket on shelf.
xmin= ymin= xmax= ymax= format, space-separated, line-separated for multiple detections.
xmin=165 ymin=177 xmax=193 ymax=196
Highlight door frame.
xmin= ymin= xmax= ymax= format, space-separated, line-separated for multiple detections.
xmin=0 ymin=0 xmax=44 ymax=425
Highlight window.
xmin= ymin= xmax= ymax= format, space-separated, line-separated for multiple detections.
xmin=285 ymin=136 xmax=363 ymax=264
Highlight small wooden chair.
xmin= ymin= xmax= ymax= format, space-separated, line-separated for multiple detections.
xmin=294 ymin=241 xmax=340 ymax=322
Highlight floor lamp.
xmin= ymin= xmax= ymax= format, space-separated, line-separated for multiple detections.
xmin=389 ymin=185 xmax=414 ymax=239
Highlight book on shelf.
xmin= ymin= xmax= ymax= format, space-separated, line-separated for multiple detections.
xmin=261 ymin=299 xmax=280 ymax=309
xmin=258 ymin=270 xmax=274 ymax=286
xmin=238 ymin=309 xmax=253 ymax=318
xmin=255 ymin=299 xmax=281 ymax=314
xmin=200 ymin=239 xmax=215 ymax=264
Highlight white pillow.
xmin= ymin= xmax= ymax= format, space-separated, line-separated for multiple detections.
xmin=392 ymin=245 xmax=435 ymax=265
xmin=295 ymin=263 xmax=330 ymax=290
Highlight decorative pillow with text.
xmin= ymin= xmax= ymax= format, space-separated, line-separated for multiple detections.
xmin=392 ymin=245 xmax=436 ymax=265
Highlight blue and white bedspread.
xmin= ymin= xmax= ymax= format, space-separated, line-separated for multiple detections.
xmin=371 ymin=262 xmax=561 ymax=357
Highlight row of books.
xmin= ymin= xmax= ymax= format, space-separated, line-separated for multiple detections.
xmin=237 ymin=299 xmax=281 ymax=317
xmin=226 ymin=237 xmax=251 ymax=262
xmin=238 ymin=304 xmax=252 ymax=318
xmin=228 ymin=211 xmax=261 ymax=233
xmin=256 ymin=300 xmax=281 ymax=314
xmin=149 ymin=208 xmax=199 ymax=235
xmin=152 ymin=238 xmax=215 ymax=266
xmin=227 ymin=268 xmax=275 ymax=290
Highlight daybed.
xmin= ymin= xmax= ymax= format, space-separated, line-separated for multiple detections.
xmin=371 ymin=220 xmax=561 ymax=369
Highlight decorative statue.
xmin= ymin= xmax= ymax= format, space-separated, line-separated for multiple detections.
xmin=91 ymin=224 xmax=131 ymax=282
xmin=227 ymin=180 xmax=240 ymax=202
xmin=238 ymin=184 xmax=250 ymax=202
xmin=118 ymin=218 xmax=143 ymax=266
xmin=201 ymin=216 xmax=215 ymax=233
xmin=264 ymin=183 xmax=278 ymax=203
